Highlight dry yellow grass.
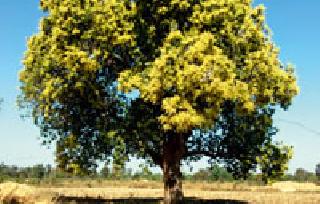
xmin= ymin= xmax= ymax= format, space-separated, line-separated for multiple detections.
xmin=0 ymin=181 xmax=57 ymax=203
xmin=1 ymin=180 xmax=320 ymax=203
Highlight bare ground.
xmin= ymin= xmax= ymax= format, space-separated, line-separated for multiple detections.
xmin=1 ymin=180 xmax=320 ymax=204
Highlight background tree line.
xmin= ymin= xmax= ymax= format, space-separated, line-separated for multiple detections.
xmin=1 ymin=162 xmax=320 ymax=184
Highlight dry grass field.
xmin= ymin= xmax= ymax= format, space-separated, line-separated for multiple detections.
xmin=1 ymin=180 xmax=320 ymax=203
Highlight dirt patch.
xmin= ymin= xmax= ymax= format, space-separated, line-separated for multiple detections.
xmin=272 ymin=181 xmax=320 ymax=192
xmin=0 ymin=182 xmax=57 ymax=203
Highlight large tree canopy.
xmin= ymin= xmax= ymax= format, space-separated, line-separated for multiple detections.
xmin=19 ymin=0 xmax=298 ymax=203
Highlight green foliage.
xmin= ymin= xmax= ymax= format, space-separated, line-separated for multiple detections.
xmin=316 ymin=163 xmax=320 ymax=180
xmin=19 ymin=0 xmax=136 ymax=173
xmin=19 ymin=0 xmax=298 ymax=186
xmin=100 ymin=162 xmax=110 ymax=178
xmin=132 ymin=165 xmax=162 ymax=181
xmin=191 ymin=166 xmax=233 ymax=182
xmin=0 ymin=163 xmax=52 ymax=183
xmin=294 ymin=168 xmax=317 ymax=183
xmin=258 ymin=142 xmax=293 ymax=184
xmin=210 ymin=165 xmax=234 ymax=181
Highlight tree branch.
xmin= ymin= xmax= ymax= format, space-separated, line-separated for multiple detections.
xmin=145 ymin=148 xmax=163 ymax=167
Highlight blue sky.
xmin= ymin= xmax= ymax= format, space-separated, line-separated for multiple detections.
xmin=0 ymin=0 xmax=319 ymax=174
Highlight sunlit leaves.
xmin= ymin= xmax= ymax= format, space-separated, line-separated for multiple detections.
xmin=119 ymin=0 xmax=298 ymax=133
xmin=20 ymin=0 xmax=136 ymax=122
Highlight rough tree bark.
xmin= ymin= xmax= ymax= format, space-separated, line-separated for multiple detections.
xmin=162 ymin=133 xmax=185 ymax=204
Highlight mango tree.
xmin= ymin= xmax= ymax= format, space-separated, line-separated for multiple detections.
xmin=19 ymin=0 xmax=298 ymax=203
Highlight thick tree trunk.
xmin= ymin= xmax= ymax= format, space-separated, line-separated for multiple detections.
xmin=162 ymin=133 xmax=185 ymax=204
xmin=163 ymin=160 xmax=183 ymax=204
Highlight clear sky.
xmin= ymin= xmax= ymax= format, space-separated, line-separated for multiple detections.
xmin=0 ymin=0 xmax=319 ymax=174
